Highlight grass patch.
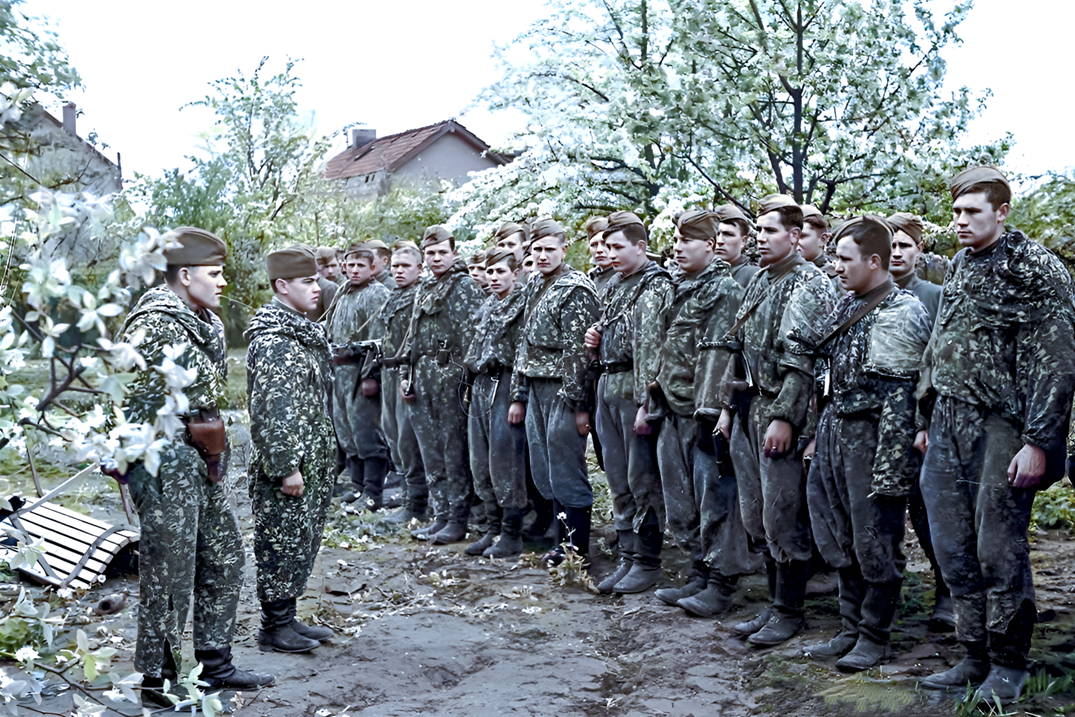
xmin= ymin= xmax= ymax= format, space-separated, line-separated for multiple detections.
xmin=1031 ymin=480 xmax=1075 ymax=532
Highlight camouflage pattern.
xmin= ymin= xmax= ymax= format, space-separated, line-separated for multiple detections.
xmin=120 ymin=285 xmax=239 ymax=679
xmin=588 ymin=266 xmax=615 ymax=300
xmin=525 ymin=378 xmax=593 ymax=508
xmin=919 ymin=230 xmax=1075 ymax=646
xmin=402 ymin=258 xmax=485 ymax=520
xmin=894 ymin=273 xmax=941 ymax=324
xmin=326 ymin=279 xmax=391 ymax=462
xmin=727 ymin=256 xmax=761 ymax=289
xmin=595 ymin=261 xmax=672 ymax=533
xmin=380 ymin=283 xmax=425 ymax=505
xmin=916 ymin=251 xmax=950 ymax=286
xmin=246 ymin=300 xmax=336 ymax=601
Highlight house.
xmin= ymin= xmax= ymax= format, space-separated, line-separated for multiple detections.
xmin=323 ymin=119 xmax=507 ymax=197
xmin=13 ymin=102 xmax=123 ymax=198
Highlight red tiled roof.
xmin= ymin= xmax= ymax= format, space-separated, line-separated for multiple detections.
xmin=323 ymin=119 xmax=502 ymax=181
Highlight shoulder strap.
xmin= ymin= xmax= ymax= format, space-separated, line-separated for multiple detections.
xmin=722 ymin=257 xmax=803 ymax=340
xmin=814 ymin=280 xmax=897 ymax=350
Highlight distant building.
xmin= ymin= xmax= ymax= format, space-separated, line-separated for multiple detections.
xmin=13 ymin=102 xmax=123 ymax=198
xmin=323 ymin=119 xmax=507 ymax=197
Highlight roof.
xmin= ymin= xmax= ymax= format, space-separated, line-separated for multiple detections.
xmin=323 ymin=119 xmax=505 ymax=181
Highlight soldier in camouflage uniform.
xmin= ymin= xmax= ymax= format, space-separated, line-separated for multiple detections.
xmin=918 ymin=167 xmax=1075 ymax=704
xmin=511 ymin=219 xmax=600 ymax=563
xmin=716 ymin=195 xmax=838 ymax=646
xmin=381 ymin=243 xmax=428 ymax=524
xmin=325 ymin=245 xmax=391 ymax=510
xmin=246 ymin=246 xmax=337 ymax=653
xmin=312 ymin=248 xmax=339 ymax=322
xmin=120 ymin=227 xmax=271 ymax=704
xmin=366 ymin=239 xmax=398 ymax=289
xmin=796 ymin=218 xmax=931 ymax=671
xmin=644 ymin=210 xmax=759 ymax=615
xmin=585 ymin=216 xmax=615 ymax=298
xmin=401 ymin=225 xmax=485 ymax=544
xmin=464 ymin=249 xmax=530 ymax=558
xmin=714 ymin=205 xmax=761 ymax=289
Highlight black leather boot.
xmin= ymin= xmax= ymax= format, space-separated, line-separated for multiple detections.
xmin=836 ymin=579 xmax=901 ymax=671
xmin=288 ymin=597 xmax=333 ymax=642
xmin=466 ymin=503 xmax=502 ymax=555
xmin=432 ymin=500 xmax=471 ymax=545
xmin=359 ymin=456 xmax=389 ymax=511
xmin=656 ymin=560 xmax=709 ymax=606
xmin=259 ymin=599 xmax=319 ymax=653
xmin=141 ymin=644 xmax=181 ymax=706
xmin=804 ymin=565 xmax=864 ymax=658
xmin=597 ymin=530 xmax=635 ymax=593
xmin=677 ymin=572 xmax=737 ymax=618
xmin=195 ymin=646 xmax=275 ymax=690
xmin=525 ymin=492 xmax=554 ymax=541
xmin=613 ymin=511 xmax=662 ymax=594
xmin=748 ymin=559 xmax=808 ymax=646
xmin=485 ymin=507 xmax=525 ymax=558
xmin=921 ymin=641 xmax=990 ymax=691
xmin=412 ymin=516 xmax=447 ymax=539
xmin=732 ymin=559 xmax=777 ymax=635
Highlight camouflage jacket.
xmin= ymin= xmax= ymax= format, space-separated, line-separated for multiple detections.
xmin=802 ymin=284 xmax=931 ymax=496
xmin=654 ymin=257 xmax=742 ymax=418
xmin=513 ymin=264 xmax=599 ymax=410
xmin=728 ymin=256 xmax=761 ymax=289
xmin=723 ymin=252 xmax=837 ymax=429
xmin=588 ymin=266 xmax=615 ymax=301
xmin=464 ymin=288 xmax=527 ymax=376
xmin=245 ymin=299 xmax=334 ymax=481
xmin=326 ymin=279 xmax=390 ymax=381
xmin=894 ymin=273 xmax=941 ymax=325
xmin=380 ymin=283 xmax=419 ymax=362
xmin=375 ymin=267 xmax=397 ymax=290
xmin=120 ymin=285 xmax=226 ymax=426
xmin=402 ymin=259 xmax=484 ymax=365
xmin=922 ymin=230 xmax=1075 ymax=455
xmin=598 ymin=261 xmax=673 ymax=404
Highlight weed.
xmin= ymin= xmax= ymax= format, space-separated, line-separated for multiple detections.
xmin=1031 ymin=481 xmax=1075 ymax=532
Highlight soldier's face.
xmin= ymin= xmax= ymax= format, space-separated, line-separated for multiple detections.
xmin=372 ymin=253 xmax=389 ymax=275
xmin=835 ymin=236 xmax=881 ymax=294
xmin=424 ymin=240 xmax=455 ymax=278
xmin=392 ymin=253 xmax=421 ymax=289
xmin=673 ymin=234 xmax=714 ymax=274
xmin=182 ymin=265 xmax=227 ymax=311
xmin=588 ymin=234 xmax=611 ymax=269
xmin=889 ymin=231 xmax=921 ymax=280
xmin=756 ymin=212 xmax=800 ymax=267
xmin=798 ymin=223 xmax=828 ymax=262
xmin=496 ymin=232 xmax=525 ymax=263
xmin=953 ymin=191 xmax=1010 ymax=253
xmin=347 ymin=256 xmax=375 ymax=285
xmin=715 ymin=222 xmax=746 ymax=264
xmin=604 ymin=231 xmax=647 ymax=275
xmin=276 ymin=274 xmax=321 ymax=314
xmin=486 ymin=259 xmax=518 ymax=299
xmin=520 ymin=254 xmax=535 ymax=282
xmin=468 ymin=261 xmax=489 ymax=286
xmin=320 ymin=258 xmax=341 ymax=281
xmin=530 ymin=236 xmax=565 ymax=276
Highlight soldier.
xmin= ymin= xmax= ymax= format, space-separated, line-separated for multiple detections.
xmin=468 ymin=249 xmax=490 ymax=292
xmin=797 ymin=218 xmax=931 ymax=671
xmin=917 ymin=167 xmax=1075 ymax=704
xmin=798 ymin=205 xmax=832 ymax=268
xmin=366 ymin=239 xmax=398 ymax=289
xmin=510 ymin=219 xmax=600 ymax=564
xmin=494 ymin=221 xmax=527 ymax=264
xmin=246 ymin=245 xmax=337 ymax=654
xmin=317 ymin=246 xmax=344 ymax=284
xmin=714 ymin=205 xmax=761 ymax=289
xmin=464 ymin=249 xmax=530 ymax=558
xmin=584 ymin=216 xmax=615 ymax=297
xmin=381 ymin=243 xmax=429 ymax=524
xmin=312 ymin=248 xmax=339 ymax=321
xmin=646 ymin=210 xmax=758 ymax=615
xmin=120 ymin=227 xmax=271 ymax=704
xmin=585 ymin=211 xmax=673 ymax=594
xmin=716 ymin=195 xmax=837 ymax=646
xmin=519 ymin=252 xmax=536 ymax=285
xmin=887 ymin=213 xmax=941 ymax=323
xmin=401 ymin=225 xmax=485 ymax=543
xmin=325 ymin=245 xmax=391 ymax=510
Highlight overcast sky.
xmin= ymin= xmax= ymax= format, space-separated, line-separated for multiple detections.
xmin=22 ymin=0 xmax=1075 ymax=189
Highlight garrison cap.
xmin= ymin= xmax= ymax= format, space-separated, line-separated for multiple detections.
xmin=832 ymin=215 xmax=893 ymax=243
xmin=420 ymin=225 xmax=454 ymax=249
xmin=949 ymin=166 xmax=1011 ymax=201
xmin=800 ymin=204 xmax=828 ymax=230
xmin=469 ymin=249 xmax=488 ymax=263
xmin=267 ymin=244 xmax=318 ymax=284
xmin=161 ymin=227 xmax=227 ymax=266
xmin=494 ymin=221 xmax=526 ymax=243
xmin=756 ymin=194 xmax=798 ymax=217
xmin=675 ymin=209 xmax=721 ymax=241
xmin=365 ymin=239 xmax=390 ymax=252
xmin=314 ymin=246 xmax=339 ymax=267
xmin=584 ymin=216 xmax=609 ymax=240
xmin=530 ymin=218 xmax=566 ymax=241
xmin=715 ymin=204 xmax=751 ymax=225
xmin=887 ymin=212 xmax=925 ymax=246
xmin=485 ymin=248 xmax=517 ymax=268
xmin=343 ymin=242 xmax=374 ymax=260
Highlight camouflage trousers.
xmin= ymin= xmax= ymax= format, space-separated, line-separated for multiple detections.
xmin=595 ymin=373 xmax=662 ymax=533
xmin=729 ymin=394 xmax=812 ymax=564
xmin=524 ymin=378 xmax=592 ymax=509
xmin=469 ymin=369 xmax=528 ymax=510
xmin=333 ymin=365 xmax=388 ymax=461
xmin=382 ymin=365 xmax=426 ymax=504
xmin=694 ymin=425 xmax=762 ymax=578
xmin=806 ymin=407 xmax=906 ymax=584
xmin=126 ymin=442 xmax=243 ymax=678
xmin=250 ymin=418 xmax=336 ymax=602
xmin=408 ymin=357 xmax=472 ymax=521
xmin=920 ymin=397 xmax=1036 ymax=645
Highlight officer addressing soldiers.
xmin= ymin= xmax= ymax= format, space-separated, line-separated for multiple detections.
xmin=120 ymin=227 xmax=271 ymax=705
xmin=246 ymin=245 xmax=336 ymax=654
xmin=917 ymin=167 xmax=1075 ymax=704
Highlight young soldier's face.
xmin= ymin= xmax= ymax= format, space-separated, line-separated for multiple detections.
xmin=834 ymin=236 xmax=879 ymax=294
xmin=320 ymin=257 xmax=341 ymax=281
xmin=798 ymin=223 xmax=828 ymax=262
xmin=485 ymin=259 xmax=518 ymax=299
xmin=604 ymin=231 xmax=647 ymax=275
xmin=277 ymin=274 xmax=321 ymax=314
xmin=889 ymin=230 xmax=921 ymax=280
xmin=715 ymin=222 xmax=746 ymax=265
xmin=530 ymin=236 xmax=565 ymax=276
xmin=347 ymin=256 xmax=375 ymax=285
xmin=673 ymin=234 xmax=714 ymax=275
xmin=391 ymin=252 xmax=421 ymax=289
xmin=468 ymin=261 xmax=489 ymax=287
xmin=953 ymin=191 xmax=1010 ymax=252
xmin=424 ymin=241 xmax=455 ymax=278
xmin=372 ymin=252 xmax=389 ymax=275
xmin=588 ymin=234 xmax=611 ymax=269
xmin=519 ymin=254 xmax=535 ymax=283
xmin=496 ymin=232 xmax=525 ymax=263
xmin=755 ymin=212 xmax=800 ymax=267
xmin=183 ymin=265 xmax=227 ymax=311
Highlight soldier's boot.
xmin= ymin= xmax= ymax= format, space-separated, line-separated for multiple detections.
xmin=929 ymin=583 xmax=956 ymax=633
xmin=748 ymin=559 xmax=809 ymax=646
xmin=972 ymin=600 xmax=1035 ymax=704
xmin=613 ymin=511 xmax=662 ymax=594
xmin=836 ymin=579 xmax=901 ymax=672
xmin=920 ymin=641 xmax=990 ymax=691
xmin=677 ymin=573 xmax=737 ymax=618
xmin=562 ymin=505 xmax=592 ymax=562
xmin=656 ymin=560 xmax=709 ymax=606
xmin=485 ymin=507 xmax=525 ymax=558
xmin=385 ymin=506 xmax=428 ymax=525
xmin=431 ymin=501 xmax=471 ymax=545
xmin=466 ymin=503 xmax=502 ymax=556
xmin=804 ymin=565 xmax=864 ymax=658
xmin=732 ymin=559 xmax=777 ymax=636
xmin=196 ymin=646 xmax=276 ymax=690
xmin=597 ymin=530 xmax=635 ymax=594
xmin=340 ymin=456 xmax=367 ymax=503
xmin=540 ymin=500 xmax=567 ymax=565
xmin=525 ymin=492 xmax=554 ymax=541
xmin=358 ymin=456 xmax=389 ymax=512
xmin=258 ymin=599 xmax=319 ymax=653
xmin=388 ymin=479 xmax=429 ymax=525
xmin=334 ymin=455 xmax=359 ymax=497
xmin=412 ymin=516 xmax=447 ymax=540
xmin=141 ymin=644 xmax=182 ymax=706
xmin=288 ymin=597 xmax=333 ymax=642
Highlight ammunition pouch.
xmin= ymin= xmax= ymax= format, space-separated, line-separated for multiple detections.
xmin=185 ymin=409 xmax=227 ymax=483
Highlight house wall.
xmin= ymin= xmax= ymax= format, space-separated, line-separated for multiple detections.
xmin=392 ymin=132 xmax=501 ymax=187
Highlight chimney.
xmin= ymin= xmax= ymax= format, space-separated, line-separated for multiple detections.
xmin=352 ymin=128 xmax=376 ymax=148
xmin=62 ymin=102 xmax=77 ymax=136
